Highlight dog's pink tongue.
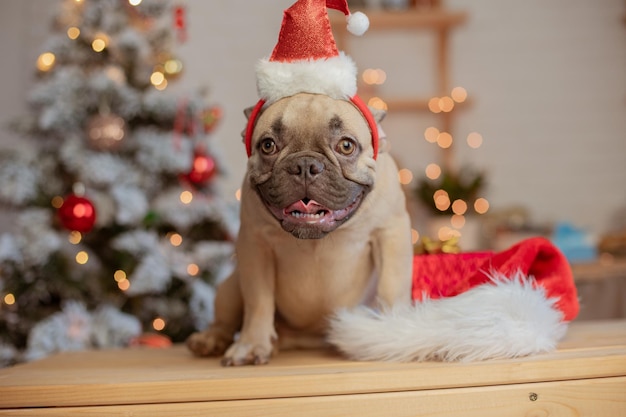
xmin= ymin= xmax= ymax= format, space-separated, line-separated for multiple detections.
xmin=285 ymin=199 xmax=326 ymax=214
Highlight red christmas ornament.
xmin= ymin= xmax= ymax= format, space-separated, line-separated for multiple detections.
xmin=201 ymin=106 xmax=222 ymax=133
xmin=58 ymin=194 xmax=97 ymax=233
xmin=173 ymin=5 xmax=187 ymax=43
xmin=130 ymin=333 xmax=173 ymax=348
xmin=186 ymin=152 xmax=217 ymax=185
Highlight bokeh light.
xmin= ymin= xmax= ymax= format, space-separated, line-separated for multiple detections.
xmin=474 ymin=197 xmax=490 ymax=214
xmin=467 ymin=132 xmax=483 ymax=149
xmin=424 ymin=127 xmax=439 ymax=143
xmin=398 ymin=168 xmax=413 ymax=185
xmin=451 ymin=86 xmax=467 ymax=103
xmin=425 ymin=163 xmax=441 ymax=180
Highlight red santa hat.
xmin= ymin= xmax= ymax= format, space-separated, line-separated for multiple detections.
xmin=328 ymin=237 xmax=580 ymax=362
xmin=244 ymin=0 xmax=379 ymax=159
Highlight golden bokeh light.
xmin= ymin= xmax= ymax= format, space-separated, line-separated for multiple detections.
xmin=129 ymin=0 xmax=143 ymax=5
xmin=438 ymin=96 xmax=455 ymax=112
xmin=362 ymin=68 xmax=387 ymax=85
xmin=117 ymin=279 xmax=130 ymax=291
xmin=164 ymin=58 xmax=183 ymax=76
xmin=451 ymin=86 xmax=467 ymax=103
xmin=51 ymin=196 xmax=64 ymax=208
xmin=433 ymin=189 xmax=448 ymax=200
xmin=474 ymin=197 xmax=490 ymax=214
xmin=75 ymin=251 xmax=89 ymax=265
xmin=451 ymin=214 xmax=466 ymax=229
xmin=467 ymin=132 xmax=483 ymax=149
xmin=36 ymin=52 xmax=56 ymax=72
xmin=68 ymin=231 xmax=82 ymax=245
xmin=424 ymin=126 xmax=440 ymax=143
xmin=180 ymin=190 xmax=193 ymax=204
xmin=451 ymin=199 xmax=468 ymax=215
xmin=437 ymin=132 xmax=453 ymax=149
xmin=91 ymin=34 xmax=109 ymax=52
xmin=411 ymin=229 xmax=420 ymax=245
xmin=152 ymin=317 xmax=166 ymax=331
xmin=114 ymin=270 xmax=127 ymax=282
xmin=425 ymin=163 xmax=441 ymax=180
xmin=3 ymin=293 xmax=16 ymax=306
xmin=362 ymin=69 xmax=376 ymax=85
xmin=187 ymin=263 xmax=200 ymax=276
xmin=375 ymin=69 xmax=387 ymax=84
xmin=235 ymin=189 xmax=242 ymax=201
xmin=150 ymin=71 xmax=165 ymax=86
xmin=398 ymin=168 xmax=413 ymax=185
xmin=434 ymin=190 xmax=451 ymax=212
xmin=428 ymin=97 xmax=442 ymax=113
xmin=67 ymin=26 xmax=80 ymax=40
xmin=169 ymin=233 xmax=183 ymax=247
xmin=154 ymin=79 xmax=168 ymax=91
xmin=367 ymin=97 xmax=388 ymax=111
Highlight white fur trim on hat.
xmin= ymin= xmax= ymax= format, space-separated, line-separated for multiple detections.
xmin=256 ymin=52 xmax=358 ymax=103
xmin=327 ymin=271 xmax=568 ymax=362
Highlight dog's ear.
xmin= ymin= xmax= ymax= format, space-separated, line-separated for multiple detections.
xmin=243 ymin=105 xmax=255 ymax=120
xmin=368 ymin=106 xmax=389 ymax=154
xmin=241 ymin=105 xmax=256 ymax=141
xmin=368 ymin=106 xmax=386 ymax=124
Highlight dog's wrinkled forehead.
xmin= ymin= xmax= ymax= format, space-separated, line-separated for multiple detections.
xmin=252 ymin=94 xmax=372 ymax=151
xmin=244 ymin=93 xmax=379 ymax=159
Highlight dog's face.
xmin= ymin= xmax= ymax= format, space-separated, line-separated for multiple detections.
xmin=245 ymin=93 xmax=381 ymax=239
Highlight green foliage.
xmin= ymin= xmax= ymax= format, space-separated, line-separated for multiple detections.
xmin=415 ymin=167 xmax=485 ymax=215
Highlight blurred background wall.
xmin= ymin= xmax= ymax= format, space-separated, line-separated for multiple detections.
xmin=1 ymin=0 xmax=625 ymax=241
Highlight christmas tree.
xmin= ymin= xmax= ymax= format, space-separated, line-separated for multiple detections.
xmin=0 ymin=0 xmax=236 ymax=367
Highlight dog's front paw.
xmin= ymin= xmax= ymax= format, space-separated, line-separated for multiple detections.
xmin=221 ymin=340 xmax=274 ymax=366
xmin=186 ymin=328 xmax=233 ymax=357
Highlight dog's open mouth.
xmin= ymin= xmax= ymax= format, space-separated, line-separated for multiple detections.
xmin=264 ymin=193 xmax=364 ymax=238
xmin=283 ymin=197 xmax=358 ymax=223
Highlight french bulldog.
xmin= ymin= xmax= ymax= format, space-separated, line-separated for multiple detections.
xmin=186 ymin=92 xmax=413 ymax=366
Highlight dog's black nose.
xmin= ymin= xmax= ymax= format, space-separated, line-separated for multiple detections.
xmin=288 ymin=157 xmax=325 ymax=181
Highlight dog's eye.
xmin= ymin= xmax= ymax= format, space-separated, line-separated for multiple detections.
xmin=260 ymin=138 xmax=277 ymax=155
xmin=336 ymin=138 xmax=356 ymax=156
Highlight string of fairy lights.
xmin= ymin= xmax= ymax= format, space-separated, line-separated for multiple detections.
xmin=359 ymin=67 xmax=490 ymax=244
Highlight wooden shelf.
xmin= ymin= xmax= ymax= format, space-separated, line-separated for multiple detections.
xmin=330 ymin=8 xmax=468 ymax=111
xmin=330 ymin=9 xmax=467 ymax=31
xmin=0 ymin=320 xmax=624 ymax=416
xmin=331 ymin=8 xmax=469 ymax=174
xmin=572 ymin=258 xmax=626 ymax=283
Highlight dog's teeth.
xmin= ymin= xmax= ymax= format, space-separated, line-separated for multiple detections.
xmin=290 ymin=211 xmax=325 ymax=219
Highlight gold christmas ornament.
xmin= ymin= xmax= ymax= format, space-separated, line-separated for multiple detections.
xmin=414 ymin=236 xmax=461 ymax=255
xmin=86 ymin=113 xmax=126 ymax=150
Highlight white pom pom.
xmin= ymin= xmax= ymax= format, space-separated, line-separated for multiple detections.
xmin=347 ymin=11 xmax=369 ymax=36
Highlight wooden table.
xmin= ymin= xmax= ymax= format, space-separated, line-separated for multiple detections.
xmin=573 ymin=258 xmax=626 ymax=320
xmin=0 ymin=320 xmax=625 ymax=416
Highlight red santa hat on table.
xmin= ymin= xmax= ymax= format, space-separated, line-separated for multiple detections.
xmin=244 ymin=0 xmax=379 ymax=159
xmin=328 ymin=237 xmax=580 ymax=362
